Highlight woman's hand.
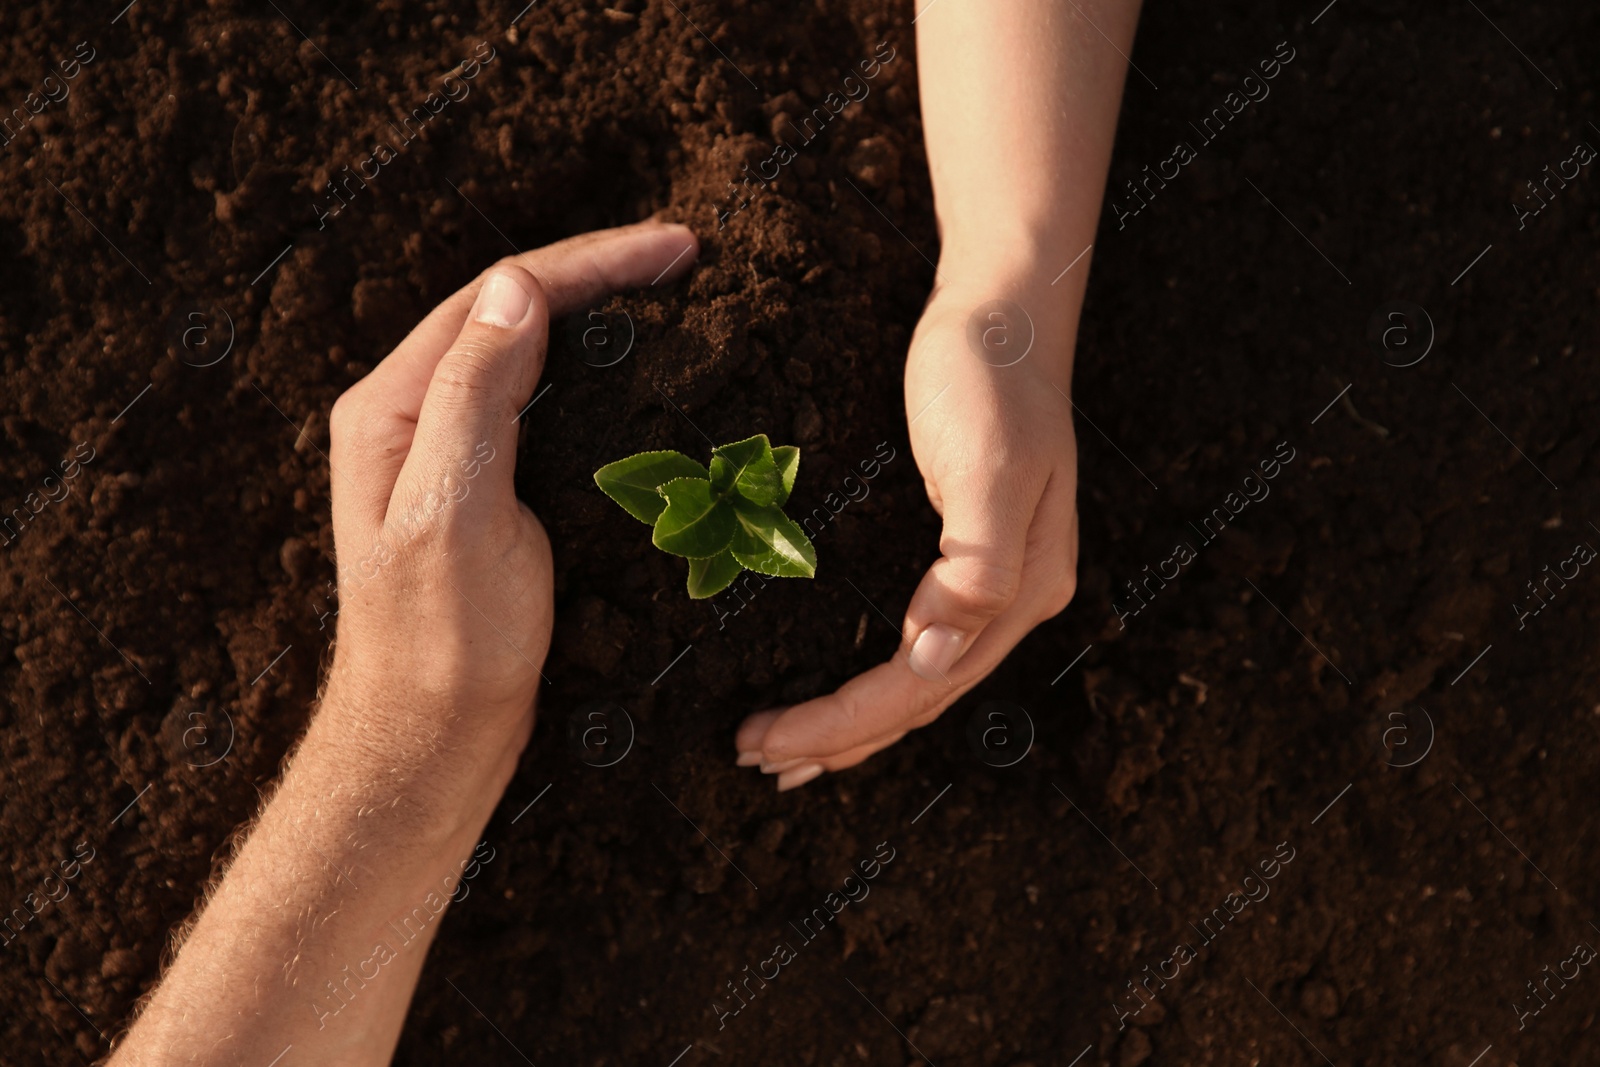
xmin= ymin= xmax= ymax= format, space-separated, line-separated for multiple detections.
xmin=736 ymin=269 xmax=1080 ymax=790
xmin=732 ymin=0 xmax=1138 ymax=790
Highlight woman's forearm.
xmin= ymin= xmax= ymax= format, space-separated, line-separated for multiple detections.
xmin=916 ymin=0 xmax=1142 ymax=293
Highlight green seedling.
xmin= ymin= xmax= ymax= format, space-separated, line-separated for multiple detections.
xmin=594 ymin=434 xmax=817 ymax=598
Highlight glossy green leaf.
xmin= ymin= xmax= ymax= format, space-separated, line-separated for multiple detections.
xmin=687 ymin=549 xmax=744 ymax=599
xmin=710 ymin=434 xmax=783 ymax=507
xmin=594 ymin=451 xmax=710 ymax=524
xmin=652 ymin=478 xmax=737 ymax=558
xmin=594 ymin=435 xmax=816 ymax=596
xmin=771 ymin=445 xmax=799 ymax=506
xmin=729 ymin=497 xmax=817 ymax=578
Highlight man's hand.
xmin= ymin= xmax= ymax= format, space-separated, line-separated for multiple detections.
xmin=109 ymin=220 xmax=698 ymax=1066
xmin=320 ymin=221 xmax=701 ymax=828
xmin=735 ymin=274 xmax=1080 ymax=790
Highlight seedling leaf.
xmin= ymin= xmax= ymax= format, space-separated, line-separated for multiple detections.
xmin=771 ymin=445 xmax=799 ymax=506
xmin=710 ymin=434 xmax=783 ymax=506
xmin=652 ymin=477 xmax=737 ymax=558
xmin=687 ymin=549 xmax=743 ymax=599
xmin=730 ymin=497 xmax=817 ymax=578
xmin=594 ymin=451 xmax=710 ymax=524
xmin=595 ymin=434 xmax=818 ymax=598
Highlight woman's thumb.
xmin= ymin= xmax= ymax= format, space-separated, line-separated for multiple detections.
xmin=901 ymin=474 xmax=1033 ymax=682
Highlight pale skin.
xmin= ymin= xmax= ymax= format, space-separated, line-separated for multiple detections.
xmin=738 ymin=0 xmax=1142 ymax=788
xmin=108 ymin=1 xmax=1139 ymax=1059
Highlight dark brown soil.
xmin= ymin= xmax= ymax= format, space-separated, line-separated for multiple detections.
xmin=3 ymin=0 xmax=1599 ymax=1064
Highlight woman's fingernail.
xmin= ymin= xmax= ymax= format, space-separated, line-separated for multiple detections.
xmin=776 ymin=763 xmax=825 ymax=792
xmin=472 ymin=271 xmax=532 ymax=327
xmin=735 ymin=709 xmax=783 ymax=754
xmin=909 ymin=623 xmax=964 ymax=682
xmin=760 ymin=757 xmax=809 ymax=775
xmin=736 ymin=750 xmax=763 ymax=767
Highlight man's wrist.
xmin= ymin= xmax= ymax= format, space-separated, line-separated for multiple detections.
xmin=303 ymin=673 xmax=528 ymax=855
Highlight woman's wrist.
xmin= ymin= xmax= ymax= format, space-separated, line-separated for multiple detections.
xmin=921 ymin=238 xmax=1084 ymax=386
xmin=937 ymin=206 xmax=1089 ymax=278
xmin=937 ymin=232 xmax=1088 ymax=328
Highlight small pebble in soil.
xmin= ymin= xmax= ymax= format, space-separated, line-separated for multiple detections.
xmin=849 ymin=135 xmax=901 ymax=189
xmin=280 ymin=537 xmax=312 ymax=582
xmin=101 ymin=947 xmax=142 ymax=979
xmin=792 ymin=395 xmax=823 ymax=444
xmin=1119 ymin=1026 xmax=1152 ymax=1066
xmin=754 ymin=818 xmax=787 ymax=852
xmin=1300 ymin=980 xmax=1340 ymax=1018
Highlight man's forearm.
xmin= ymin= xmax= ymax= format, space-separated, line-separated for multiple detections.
xmin=916 ymin=0 xmax=1141 ymax=295
xmin=107 ymin=224 xmax=694 ymax=1063
xmin=111 ymin=682 xmax=524 ymax=1065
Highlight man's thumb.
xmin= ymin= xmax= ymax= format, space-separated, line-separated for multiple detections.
xmin=396 ymin=266 xmax=548 ymax=505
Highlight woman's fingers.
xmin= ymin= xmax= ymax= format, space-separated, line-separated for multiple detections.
xmin=748 ymin=598 xmax=1025 ymax=767
xmin=735 ymin=710 xmax=783 ymax=760
xmin=735 ymin=473 xmax=1078 ymax=787
xmin=773 ymin=732 xmax=910 ymax=791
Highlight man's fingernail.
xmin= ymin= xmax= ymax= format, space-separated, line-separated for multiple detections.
xmin=909 ymin=623 xmax=964 ymax=682
xmin=472 ymin=271 xmax=532 ymax=327
xmin=736 ymin=750 xmax=763 ymax=767
xmin=760 ymin=757 xmax=808 ymax=774
xmin=777 ymin=762 xmax=824 ymax=792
